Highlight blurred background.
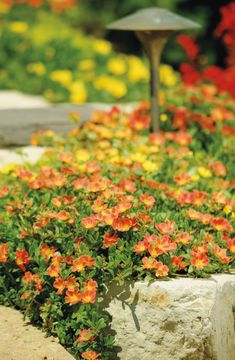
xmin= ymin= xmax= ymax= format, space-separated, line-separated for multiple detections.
xmin=0 ymin=0 xmax=234 ymax=103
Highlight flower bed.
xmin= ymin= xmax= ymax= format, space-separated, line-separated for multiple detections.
xmin=0 ymin=84 xmax=235 ymax=359
xmin=0 ymin=10 xmax=178 ymax=104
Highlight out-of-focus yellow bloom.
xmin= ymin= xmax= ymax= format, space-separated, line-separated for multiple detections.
xmin=142 ymin=161 xmax=159 ymax=172
xmin=27 ymin=62 xmax=46 ymax=76
xmin=232 ymin=212 xmax=235 ymax=219
xmin=107 ymin=57 xmax=127 ymax=75
xmin=8 ymin=21 xmax=28 ymax=33
xmin=223 ymin=205 xmax=232 ymax=215
xmin=93 ymin=39 xmax=111 ymax=55
xmin=130 ymin=153 xmax=147 ymax=163
xmin=160 ymin=65 xmax=179 ymax=87
xmin=0 ymin=163 xmax=17 ymax=174
xmin=160 ymin=113 xmax=168 ymax=122
xmin=78 ymin=59 xmax=95 ymax=71
xmin=69 ymin=81 xmax=87 ymax=104
xmin=98 ymin=140 xmax=111 ymax=149
xmin=197 ymin=167 xmax=212 ymax=178
xmin=94 ymin=75 xmax=127 ymax=98
xmin=76 ymin=149 xmax=90 ymax=162
xmin=127 ymin=56 xmax=149 ymax=83
xmin=191 ymin=174 xmax=200 ymax=182
xmin=50 ymin=70 xmax=72 ymax=87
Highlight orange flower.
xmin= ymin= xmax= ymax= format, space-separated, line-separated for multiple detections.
xmin=211 ymin=244 xmax=232 ymax=264
xmin=76 ymin=329 xmax=96 ymax=344
xmin=81 ymin=290 xmax=96 ymax=304
xmin=119 ymin=179 xmax=136 ymax=193
xmin=226 ymin=238 xmax=235 ymax=253
xmin=0 ymin=243 xmax=9 ymax=263
xmin=175 ymin=232 xmax=191 ymax=245
xmin=73 ymin=178 xmax=87 ymax=190
xmin=171 ymin=255 xmax=187 ymax=270
xmin=191 ymin=253 xmax=209 ymax=270
xmin=52 ymin=197 xmax=62 ymax=208
xmin=211 ymin=217 xmax=233 ymax=233
xmin=82 ymin=214 xmax=99 ymax=229
xmin=15 ymin=248 xmax=30 ymax=272
xmin=112 ymin=217 xmax=134 ymax=232
xmin=155 ymin=220 xmax=175 ymax=235
xmin=173 ymin=173 xmax=191 ymax=186
xmin=64 ymin=288 xmax=82 ymax=305
xmin=210 ymin=161 xmax=227 ymax=177
xmin=103 ymin=232 xmax=118 ymax=248
xmin=53 ymin=277 xmax=67 ymax=295
xmin=59 ymin=152 xmax=73 ymax=164
xmin=0 ymin=185 xmax=9 ymax=198
xmin=133 ymin=238 xmax=148 ymax=254
xmin=55 ymin=210 xmax=72 ymax=221
xmin=81 ymin=351 xmax=100 ymax=360
xmin=84 ymin=279 xmax=98 ymax=292
xmin=65 ymin=276 xmax=79 ymax=291
xmin=155 ymin=262 xmax=169 ymax=277
xmin=91 ymin=199 xmax=107 ymax=213
xmin=71 ymin=256 xmax=96 ymax=272
xmin=139 ymin=192 xmax=155 ymax=207
xmin=47 ymin=263 xmax=61 ymax=277
xmin=142 ymin=257 xmax=159 ymax=270
xmin=115 ymin=201 xmax=132 ymax=214
xmin=138 ymin=212 xmax=153 ymax=224
xmin=40 ymin=244 xmax=58 ymax=262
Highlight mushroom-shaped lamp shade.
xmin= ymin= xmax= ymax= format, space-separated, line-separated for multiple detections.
xmin=107 ymin=8 xmax=200 ymax=132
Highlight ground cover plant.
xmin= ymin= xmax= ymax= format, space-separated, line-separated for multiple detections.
xmin=0 ymin=82 xmax=235 ymax=359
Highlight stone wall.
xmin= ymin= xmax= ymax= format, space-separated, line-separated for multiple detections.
xmin=104 ymin=274 xmax=235 ymax=360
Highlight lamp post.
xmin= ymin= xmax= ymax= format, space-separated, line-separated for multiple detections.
xmin=107 ymin=8 xmax=200 ymax=132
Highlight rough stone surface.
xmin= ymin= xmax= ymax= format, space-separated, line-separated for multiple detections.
xmin=0 ymin=305 xmax=74 ymax=360
xmin=0 ymin=91 xmax=135 ymax=146
xmin=105 ymin=274 xmax=235 ymax=360
xmin=0 ymin=146 xmax=45 ymax=168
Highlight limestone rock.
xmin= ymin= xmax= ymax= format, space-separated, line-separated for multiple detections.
xmin=105 ymin=274 xmax=235 ymax=360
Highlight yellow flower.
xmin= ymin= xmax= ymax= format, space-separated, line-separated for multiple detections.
xmin=160 ymin=65 xmax=179 ymax=87
xmin=50 ymin=70 xmax=73 ymax=87
xmin=142 ymin=161 xmax=159 ymax=172
xmin=223 ymin=205 xmax=232 ymax=215
xmin=27 ymin=62 xmax=46 ymax=76
xmin=93 ymin=39 xmax=111 ymax=55
xmin=160 ymin=113 xmax=168 ymax=122
xmin=107 ymin=57 xmax=127 ymax=75
xmin=130 ymin=153 xmax=147 ymax=163
xmin=197 ymin=167 xmax=212 ymax=178
xmin=69 ymin=81 xmax=87 ymax=104
xmin=78 ymin=59 xmax=95 ymax=71
xmin=8 ymin=22 xmax=28 ymax=34
xmin=190 ymin=174 xmax=200 ymax=182
xmin=93 ymin=76 xmax=127 ymax=98
xmin=127 ymin=56 xmax=149 ymax=83
xmin=0 ymin=163 xmax=17 ymax=174
xmin=76 ymin=150 xmax=90 ymax=162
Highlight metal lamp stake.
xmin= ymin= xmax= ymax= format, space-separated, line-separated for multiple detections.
xmin=107 ymin=8 xmax=200 ymax=132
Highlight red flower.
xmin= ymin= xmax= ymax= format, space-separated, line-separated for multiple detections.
xmin=177 ymin=34 xmax=200 ymax=62
xmin=81 ymin=290 xmax=96 ymax=304
xmin=102 ymin=232 xmax=118 ymax=248
xmin=15 ymin=248 xmax=30 ymax=271
xmin=53 ymin=277 xmax=67 ymax=295
xmin=142 ymin=257 xmax=159 ymax=270
xmin=211 ymin=217 xmax=233 ymax=233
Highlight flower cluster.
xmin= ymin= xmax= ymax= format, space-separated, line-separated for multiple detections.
xmin=0 ymin=83 xmax=235 ymax=358
xmin=0 ymin=11 xmax=179 ymax=103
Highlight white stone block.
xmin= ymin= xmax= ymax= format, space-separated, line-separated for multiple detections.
xmin=105 ymin=274 xmax=235 ymax=360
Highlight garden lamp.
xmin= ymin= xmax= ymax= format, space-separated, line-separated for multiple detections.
xmin=107 ymin=8 xmax=200 ymax=132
